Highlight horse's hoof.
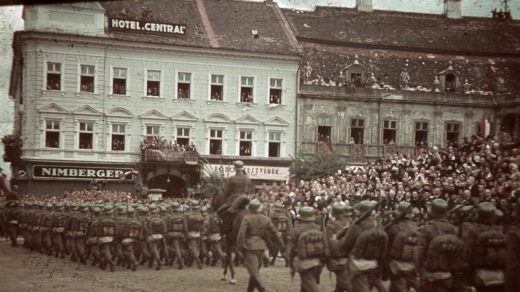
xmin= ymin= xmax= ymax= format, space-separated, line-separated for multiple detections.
xmin=220 ymin=274 xmax=227 ymax=281
xmin=230 ymin=279 xmax=236 ymax=285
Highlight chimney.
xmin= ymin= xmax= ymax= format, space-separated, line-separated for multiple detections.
xmin=444 ymin=0 xmax=461 ymax=19
xmin=356 ymin=0 xmax=373 ymax=12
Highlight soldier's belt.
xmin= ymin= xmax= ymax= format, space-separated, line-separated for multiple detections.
xmin=87 ymin=237 xmax=98 ymax=244
xmin=53 ymin=227 xmax=65 ymax=233
xmin=8 ymin=220 xmax=18 ymax=225
xmin=209 ymin=233 xmax=222 ymax=242
xmin=74 ymin=231 xmax=86 ymax=237
xmin=187 ymin=231 xmax=201 ymax=239
xmin=99 ymin=236 xmax=114 ymax=243
xmin=147 ymin=234 xmax=164 ymax=242
xmin=231 ymin=192 xmax=246 ymax=196
xmin=122 ymin=238 xmax=134 ymax=245
xmin=248 ymin=235 xmax=262 ymax=240
xmin=167 ymin=232 xmax=184 ymax=239
xmin=32 ymin=226 xmax=39 ymax=231
xmin=19 ymin=223 xmax=27 ymax=228
xmin=40 ymin=227 xmax=50 ymax=232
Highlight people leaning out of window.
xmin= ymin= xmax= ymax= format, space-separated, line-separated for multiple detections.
xmin=140 ymin=136 xmax=197 ymax=152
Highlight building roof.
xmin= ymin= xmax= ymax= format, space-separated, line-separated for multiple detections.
xmin=101 ymin=0 xmax=299 ymax=56
xmin=282 ymin=6 xmax=520 ymax=55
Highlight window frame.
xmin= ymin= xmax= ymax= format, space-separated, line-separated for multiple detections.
xmin=383 ymin=119 xmax=398 ymax=144
xmin=177 ymin=71 xmax=192 ymax=99
xmin=239 ymin=76 xmax=255 ymax=103
xmin=268 ymin=78 xmax=283 ymax=105
xmin=446 ymin=122 xmax=461 ymax=146
xmin=78 ymin=121 xmax=95 ymax=150
xmin=176 ymin=127 xmax=191 ymax=148
xmin=350 ymin=118 xmax=365 ymax=144
xmin=209 ymin=128 xmax=224 ymax=155
xmin=111 ymin=67 xmax=128 ymax=96
xmin=238 ymin=130 xmax=253 ymax=156
xmin=110 ymin=123 xmax=127 ymax=151
xmin=78 ymin=64 xmax=97 ymax=93
xmin=145 ymin=69 xmax=162 ymax=98
xmin=267 ymin=130 xmax=282 ymax=158
xmin=45 ymin=61 xmax=63 ymax=91
xmin=414 ymin=121 xmax=429 ymax=146
xmin=209 ymin=73 xmax=225 ymax=101
xmin=44 ymin=119 xmax=61 ymax=149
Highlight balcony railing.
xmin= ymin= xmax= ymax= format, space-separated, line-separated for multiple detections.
xmin=143 ymin=149 xmax=199 ymax=164
xmin=299 ymin=84 xmax=518 ymax=105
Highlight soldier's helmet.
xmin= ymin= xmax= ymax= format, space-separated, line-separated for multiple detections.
xmin=6 ymin=200 xmax=20 ymax=208
xmin=45 ymin=202 xmax=54 ymax=211
xmin=344 ymin=205 xmax=354 ymax=217
xmin=64 ymin=202 xmax=71 ymax=211
xmin=298 ymin=206 xmax=316 ymax=222
xmin=79 ymin=204 xmax=89 ymax=213
xmin=127 ymin=207 xmax=136 ymax=216
xmin=356 ymin=200 xmax=374 ymax=214
xmin=427 ymin=198 xmax=448 ymax=219
xmin=91 ymin=207 xmax=102 ymax=216
xmin=159 ymin=206 xmax=168 ymax=214
xmin=273 ymin=203 xmax=284 ymax=213
xmin=104 ymin=205 xmax=114 ymax=215
xmin=117 ymin=206 xmax=126 ymax=215
xmin=171 ymin=202 xmax=181 ymax=212
xmin=201 ymin=206 xmax=208 ymax=214
xmin=55 ymin=203 xmax=65 ymax=212
xmin=149 ymin=204 xmax=159 ymax=214
xmin=394 ymin=202 xmax=414 ymax=219
xmin=72 ymin=203 xmax=80 ymax=211
xmin=331 ymin=203 xmax=345 ymax=218
xmin=234 ymin=160 xmax=244 ymax=171
xmin=477 ymin=202 xmax=496 ymax=224
xmin=412 ymin=207 xmax=422 ymax=221
xmin=191 ymin=200 xmax=200 ymax=210
xmin=247 ymin=199 xmax=262 ymax=213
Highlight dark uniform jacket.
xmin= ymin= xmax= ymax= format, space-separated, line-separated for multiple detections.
xmin=289 ymin=221 xmax=321 ymax=261
xmin=506 ymin=226 xmax=520 ymax=292
xmin=237 ymin=213 xmax=284 ymax=251
xmin=339 ymin=216 xmax=378 ymax=256
xmin=224 ymin=172 xmax=252 ymax=205
xmin=417 ymin=218 xmax=457 ymax=271
xmin=326 ymin=217 xmax=352 ymax=258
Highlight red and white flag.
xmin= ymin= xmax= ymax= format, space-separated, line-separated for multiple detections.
xmin=119 ymin=168 xmax=138 ymax=180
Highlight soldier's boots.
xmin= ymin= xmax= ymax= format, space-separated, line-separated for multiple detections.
xmin=247 ymin=277 xmax=256 ymax=292
xmin=254 ymin=276 xmax=267 ymax=292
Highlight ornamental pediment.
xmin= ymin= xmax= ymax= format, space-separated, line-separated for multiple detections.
xmin=264 ymin=116 xmax=289 ymax=126
xmin=139 ymin=109 xmax=167 ymax=120
xmin=72 ymin=105 xmax=102 ymax=116
xmin=171 ymin=111 xmax=198 ymax=122
xmin=235 ymin=114 xmax=260 ymax=125
xmin=204 ymin=113 xmax=231 ymax=123
xmin=38 ymin=103 xmax=68 ymax=114
xmin=106 ymin=107 xmax=134 ymax=118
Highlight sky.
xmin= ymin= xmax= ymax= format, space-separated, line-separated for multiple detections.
xmin=0 ymin=0 xmax=518 ymax=178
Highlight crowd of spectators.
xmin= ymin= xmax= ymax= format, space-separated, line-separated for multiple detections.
xmin=140 ymin=136 xmax=197 ymax=152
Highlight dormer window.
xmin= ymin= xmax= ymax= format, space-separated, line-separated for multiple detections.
xmin=438 ymin=61 xmax=460 ymax=93
xmin=342 ymin=55 xmax=366 ymax=88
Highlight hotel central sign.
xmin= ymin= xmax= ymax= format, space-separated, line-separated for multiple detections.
xmin=109 ymin=18 xmax=186 ymax=35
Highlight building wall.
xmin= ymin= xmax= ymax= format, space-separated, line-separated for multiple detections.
xmin=19 ymin=38 xmax=299 ymax=164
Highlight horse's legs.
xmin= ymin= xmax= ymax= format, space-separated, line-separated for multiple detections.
xmin=227 ymin=239 xmax=236 ymax=284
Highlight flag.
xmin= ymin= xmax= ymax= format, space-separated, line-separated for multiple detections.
xmin=119 ymin=168 xmax=138 ymax=180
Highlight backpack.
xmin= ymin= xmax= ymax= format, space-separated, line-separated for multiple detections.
xmin=169 ymin=216 xmax=185 ymax=232
xmin=473 ymin=225 xmax=507 ymax=269
xmin=44 ymin=215 xmax=53 ymax=228
xmin=351 ymin=223 xmax=388 ymax=261
xmin=100 ymin=219 xmax=116 ymax=236
xmin=389 ymin=224 xmax=418 ymax=262
xmin=150 ymin=218 xmax=166 ymax=235
xmin=275 ymin=215 xmax=289 ymax=232
xmin=297 ymin=228 xmax=328 ymax=259
xmin=424 ymin=222 xmax=467 ymax=271
xmin=126 ymin=220 xmax=142 ymax=239
xmin=188 ymin=214 xmax=204 ymax=232
xmin=77 ymin=216 xmax=90 ymax=232
xmin=55 ymin=214 xmax=66 ymax=227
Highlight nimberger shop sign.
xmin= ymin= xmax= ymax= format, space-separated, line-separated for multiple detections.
xmin=33 ymin=166 xmax=132 ymax=180
xmin=109 ymin=18 xmax=186 ymax=35
xmin=207 ymin=164 xmax=289 ymax=181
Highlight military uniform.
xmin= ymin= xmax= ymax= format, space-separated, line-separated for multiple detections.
xmin=339 ymin=201 xmax=388 ymax=292
xmin=98 ymin=205 xmax=117 ymax=272
xmin=417 ymin=199 xmax=466 ymax=292
xmin=207 ymin=211 xmax=224 ymax=266
xmin=218 ymin=161 xmax=252 ymax=230
xmin=326 ymin=204 xmax=352 ymax=292
xmin=506 ymin=221 xmax=520 ymax=292
xmin=40 ymin=203 xmax=55 ymax=255
xmin=5 ymin=201 xmax=22 ymax=247
xmin=237 ymin=199 xmax=285 ymax=292
xmin=121 ymin=207 xmax=141 ymax=271
xmin=385 ymin=202 xmax=419 ymax=292
xmin=269 ymin=203 xmax=293 ymax=266
xmin=73 ymin=204 xmax=91 ymax=264
xmin=138 ymin=207 xmax=151 ymax=266
xmin=166 ymin=202 xmax=187 ymax=269
xmin=86 ymin=207 xmax=102 ymax=267
xmin=185 ymin=201 xmax=205 ymax=269
xmin=51 ymin=203 xmax=67 ymax=258
xmin=146 ymin=204 xmax=167 ymax=270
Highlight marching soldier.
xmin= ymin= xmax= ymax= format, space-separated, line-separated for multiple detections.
xmin=237 ymin=199 xmax=285 ymax=292
xmin=73 ymin=204 xmax=91 ymax=265
xmin=5 ymin=200 xmax=22 ymax=247
xmin=417 ymin=198 xmax=467 ymax=292
xmin=40 ymin=203 xmax=55 ymax=256
xmin=289 ymin=206 xmax=328 ymax=292
xmin=207 ymin=209 xmax=225 ymax=267
xmin=185 ymin=201 xmax=205 ymax=269
xmin=146 ymin=204 xmax=167 ymax=270
xmin=385 ymin=202 xmax=419 ymax=292
xmin=166 ymin=202 xmax=187 ymax=269
xmin=199 ymin=205 xmax=210 ymax=265
xmin=326 ymin=204 xmax=352 ymax=292
xmin=99 ymin=205 xmax=117 ymax=272
xmin=138 ymin=207 xmax=151 ymax=266
xmin=121 ymin=207 xmax=142 ymax=271
xmin=114 ymin=206 xmax=127 ymax=267
xmin=339 ymin=200 xmax=388 ymax=292
xmin=269 ymin=203 xmax=293 ymax=266
xmin=86 ymin=207 xmax=102 ymax=267
xmin=51 ymin=203 xmax=67 ymax=259
xmin=463 ymin=202 xmax=507 ymax=292
xmin=505 ymin=199 xmax=520 ymax=292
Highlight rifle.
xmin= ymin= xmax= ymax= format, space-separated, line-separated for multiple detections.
xmin=337 ymin=197 xmax=386 ymax=240
xmin=448 ymin=198 xmax=471 ymax=214
xmin=383 ymin=200 xmax=416 ymax=231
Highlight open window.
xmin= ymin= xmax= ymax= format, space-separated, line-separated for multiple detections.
xmin=79 ymin=122 xmax=94 ymax=149
xmin=415 ymin=122 xmax=429 ymax=147
xmin=113 ymin=68 xmax=127 ymax=95
xmin=317 ymin=117 xmax=332 ymax=143
xmin=46 ymin=62 xmax=61 ymax=90
xmin=209 ymin=129 xmax=223 ymax=155
xmin=240 ymin=77 xmax=254 ymax=103
xmin=176 ymin=128 xmax=190 ymax=148
xmin=111 ymin=124 xmax=126 ymax=151
xmin=45 ymin=120 xmax=60 ymax=148
xmin=210 ymin=74 xmax=224 ymax=101
xmin=239 ymin=131 xmax=252 ymax=156
xmin=80 ymin=65 xmax=95 ymax=93
xmin=178 ymin=72 xmax=191 ymax=99
xmin=147 ymin=70 xmax=161 ymax=97
xmin=268 ymin=132 xmax=281 ymax=157
xmin=383 ymin=120 xmax=397 ymax=144
xmin=350 ymin=119 xmax=364 ymax=144
xmin=269 ymin=78 xmax=282 ymax=104
xmin=446 ymin=123 xmax=460 ymax=147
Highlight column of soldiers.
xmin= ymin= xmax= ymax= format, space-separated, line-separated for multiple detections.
xmin=0 ymin=199 xmax=225 ymax=273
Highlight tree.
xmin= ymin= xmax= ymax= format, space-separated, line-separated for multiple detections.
xmin=289 ymin=149 xmax=348 ymax=183
xmin=199 ymin=159 xmax=231 ymax=196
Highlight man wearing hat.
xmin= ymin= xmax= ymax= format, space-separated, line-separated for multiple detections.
xmin=146 ymin=204 xmax=167 ymax=270
xmin=99 ymin=205 xmax=117 ymax=272
xmin=385 ymin=202 xmax=419 ymax=292
xmin=5 ymin=200 xmax=22 ymax=247
xmin=185 ymin=200 xmax=204 ymax=269
xmin=166 ymin=202 xmax=187 ymax=269
xmin=51 ymin=203 xmax=67 ymax=259
xmin=288 ymin=206 xmax=327 ymax=292
xmin=237 ymin=199 xmax=285 ymax=292
xmin=86 ymin=207 xmax=102 ymax=267
xmin=269 ymin=203 xmax=293 ymax=267
xmin=73 ymin=204 xmax=91 ymax=265
xmin=122 ymin=207 xmax=142 ymax=271
xmin=218 ymin=160 xmax=253 ymax=226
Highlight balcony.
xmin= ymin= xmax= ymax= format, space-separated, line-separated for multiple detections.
xmin=299 ymin=84 xmax=518 ymax=106
xmin=142 ymin=149 xmax=199 ymax=165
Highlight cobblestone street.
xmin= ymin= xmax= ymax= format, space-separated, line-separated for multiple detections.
xmin=0 ymin=238 xmax=336 ymax=292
